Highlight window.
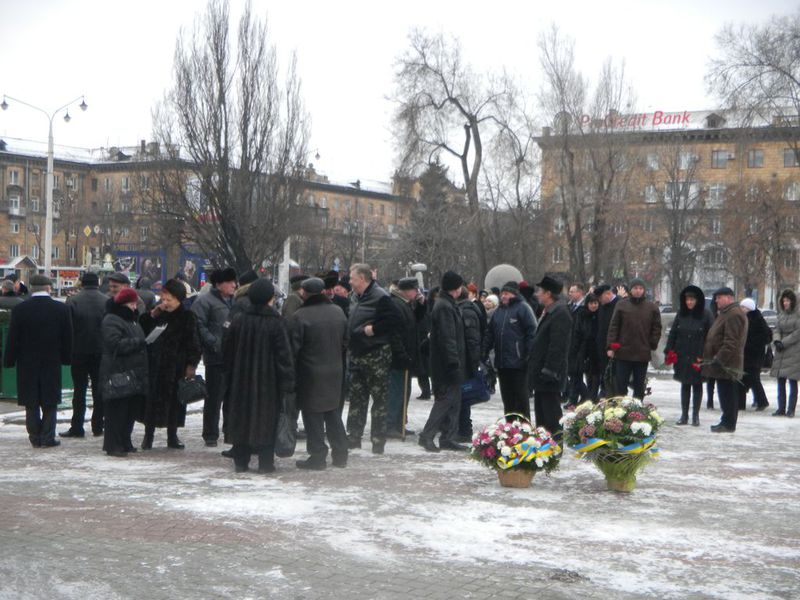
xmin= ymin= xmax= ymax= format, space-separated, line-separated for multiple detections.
xmin=786 ymin=215 xmax=797 ymax=232
xmin=610 ymin=221 xmax=625 ymax=234
xmin=53 ymin=175 xmax=60 ymax=190
xmin=32 ymin=223 xmax=40 ymax=235
xmin=642 ymin=216 xmax=655 ymax=232
xmin=784 ymin=148 xmax=799 ymax=167
xmin=105 ymin=201 xmax=113 ymax=213
xmin=121 ymin=176 xmax=130 ymax=192
xmin=70 ymin=225 xmax=78 ymax=237
xmin=368 ymin=203 xmax=374 ymax=216
xmin=139 ymin=175 xmax=150 ymax=190
xmin=553 ymin=216 xmax=565 ymax=234
xmin=748 ymin=149 xmax=764 ymax=168
xmin=320 ymin=196 xmax=327 ymax=208
xmin=646 ymin=153 xmax=659 ymax=170
xmin=10 ymin=222 xmax=19 ymax=234
xmin=122 ymin=226 xmax=130 ymax=237
xmin=665 ymin=181 xmax=699 ymax=208
xmin=67 ymin=175 xmax=77 ymax=190
xmin=707 ymin=184 xmax=726 ymax=208
xmin=644 ymin=184 xmax=658 ymax=204
xmin=748 ymin=216 xmax=760 ymax=234
xmin=783 ymin=249 xmax=799 ymax=269
xmin=9 ymin=244 xmax=19 ymax=258
xmin=121 ymin=200 xmax=131 ymax=212
xmin=31 ymin=197 xmax=40 ymax=212
xmin=69 ymin=246 xmax=76 ymax=261
xmin=307 ymin=194 xmax=315 ymax=207
xmin=711 ymin=150 xmax=728 ymax=169
xmin=380 ymin=204 xmax=385 ymax=215
xmin=707 ymin=248 xmax=725 ymax=265
xmin=786 ymin=182 xmax=800 ymax=202
xmin=9 ymin=170 xmax=19 ymax=185
xmin=140 ymin=226 xmax=149 ymax=241
xmin=333 ymin=199 xmax=340 ymax=210
xmin=678 ymin=152 xmax=696 ymax=170
xmin=31 ymin=245 xmax=39 ymax=260
xmin=711 ymin=217 xmax=721 ymax=235
xmin=91 ymin=178 xmax=98 ymax=191
xmin=9 ymin=194 xmax=20 ymax=210
xmin=552 ymin=246 xmax=565 ymax=263
xmin=104 ymin=177 xmax=112 ymax=192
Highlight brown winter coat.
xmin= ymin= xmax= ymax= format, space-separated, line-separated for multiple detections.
xmin=702 ymin=301 xmax=748 ymax=381
xmin=606 ymin=297 xmax=662 ymax=362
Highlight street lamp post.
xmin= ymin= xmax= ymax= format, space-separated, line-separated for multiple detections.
xmin=1 ymin=94 xmax=87 ymax=274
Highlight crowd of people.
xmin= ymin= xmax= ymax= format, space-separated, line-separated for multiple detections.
xmin=0 ymin=264 xmax=793 ymax=472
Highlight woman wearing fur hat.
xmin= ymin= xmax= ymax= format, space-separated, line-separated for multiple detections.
xmin=664 ymin=285 xmax=713 ymax=426
xmin=770 ymin=289 xmax=800 ymax=417
xmin=100 ymin=288 xmax=148 ymax=456
xmin=139 ymin=279 xmax=202 ymax=449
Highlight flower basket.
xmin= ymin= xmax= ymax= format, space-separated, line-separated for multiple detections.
xmin=469 ymin=414 xmax=561 ymax=487
xmin=561 ymin=397 xmax=662 ymax=493
xmin=496 ymin=468 xmax=535 ymax=488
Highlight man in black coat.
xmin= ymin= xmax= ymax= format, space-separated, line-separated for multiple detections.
xmin=594 ymin=284 xmax=619 ymax=398
xmin=0 ymin=280 xmax=23 ymax=310
xmin=3 ymin=275 xmax=72 ymax=448
xmin=739 ymin=298 xmax=772 ymax=411
xmin=63 ymin=272 xmax=108 ymax=437
xmin=530 ymin=276 xmax=572 ymax=438
xmin=418 ymin=271 xmax=469 ymax=452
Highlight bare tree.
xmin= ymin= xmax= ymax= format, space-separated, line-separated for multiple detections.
xmin=392 ymin=29 xmax=513 ymax=281
xmin=148 ymin=0 xmax=309 ymax=273
xmin=707 ymin=11 xmax=800 ymax=160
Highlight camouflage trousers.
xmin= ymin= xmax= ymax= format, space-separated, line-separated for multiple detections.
xmin=346 ymin=345 xmax=392 ymax=443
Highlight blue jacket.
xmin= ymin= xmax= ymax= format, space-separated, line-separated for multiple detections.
xmin=483 ymin=295 xmax=537 ymax=371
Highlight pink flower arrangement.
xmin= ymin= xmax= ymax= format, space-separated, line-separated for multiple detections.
xmin=604 ymin=417 xmax=624 ymax=433
xmin=469 ymin=416 xmax=561 ymax=474
xmin=578 ymin=424 xmax=596 ymax=439
xmin=627 ymin=411 xmax=646 ymax=422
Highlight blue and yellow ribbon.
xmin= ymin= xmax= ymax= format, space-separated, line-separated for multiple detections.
xmin=497 ymin=440 xmax=562 ymax=470
xmin=575 ymin=436 xmax=659 ymax=457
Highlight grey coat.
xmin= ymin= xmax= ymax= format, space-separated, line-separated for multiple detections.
xmin=67 ymin=285 xmax=109 ymax=355
xmin=771 ymin=291 xmax=800 ymax=380
xmin=289 ymin=294 xmax=348 ymax=413
xmin=191 ymin=287 xmax=232 ymax=366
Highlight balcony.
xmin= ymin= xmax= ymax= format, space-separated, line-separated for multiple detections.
xmin=0 ymin=201 xmax=26 ymax=217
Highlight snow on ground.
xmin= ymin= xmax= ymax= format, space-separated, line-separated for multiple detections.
xmin=0 ymin=374 xmax=798 ymax=599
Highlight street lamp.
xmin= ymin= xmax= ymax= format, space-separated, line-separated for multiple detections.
xmin=1 ymin=94 xmax=87 ymax=274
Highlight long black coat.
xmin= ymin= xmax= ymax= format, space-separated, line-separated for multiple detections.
xmin=744 ymin=309 xmax=772 ymax=370
xmin=389 ymin=291 xmax=419 ymax=370
xmin=429 ymin=292 xmax=468 ymax=386
xmin=665 ymin=286 xmax=714 ymax=385
xmin=99 ymin=301 xmax=148 ymax=399
xmin=139 ymin=305 xmax=201 ymax=428
xmin=3 ymin=295 xmax=72 ymax=408
xmin=458 ymin=298 xmax=482 ymax=378
xmin=529 ymin=299 xmax=573 ymax=392
xmin=289 ymin=294 xmax=347 ymax=413
xmin=66 ymin=285 xmax=109 ymax=356
xmin=596 ymin=295 xmax=619 ymax=372
xmin=224 ymin=304 xmax=294 ymax=448
xmin=573 ymin=307 xmax=601 ymax=376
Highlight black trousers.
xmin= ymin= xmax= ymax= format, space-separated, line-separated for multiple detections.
xmin=232 ymin=443 xmax=275 ymax=470
xmin=498 ymin=368 xmax=530 ymax=418
xmin=717 ymin=378 xmax=739 ymax=430
xmin=533 ymin=389 xmax=563 ymax=439
xmin=614 ymin=360 xmax=648 ymax=399
xmin=421 ymin=382 xmax=461 ymax=444
xmin=26 ymin=405 xmax=57 ymax=446
xmin=103 ymin=396 xmax=138 ymax=453
xmin=739 ymin=366 xmax=768 ymax=409
xmin=301 ymin=409 xmax=348 ymax=463
xmin=70 ymin=353 xmax=103 ymax=434
xmin=202 ymin=364 xmax=226 ymax=442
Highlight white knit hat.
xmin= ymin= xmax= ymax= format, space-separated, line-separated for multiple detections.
xmin=740 ymin=298 xmax=756 ymax=311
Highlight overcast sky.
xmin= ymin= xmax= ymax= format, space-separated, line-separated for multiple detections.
xmin=0 ymin=0 xmax=795 ymax=183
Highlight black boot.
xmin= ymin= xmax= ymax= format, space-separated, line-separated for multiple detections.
xmin=167 ymin=427 xmax=184 ymax=449
xmin=141 ymin=425 xmax=155 ymax=450
xmin=676 ymin=394 xmax=689 ymax=425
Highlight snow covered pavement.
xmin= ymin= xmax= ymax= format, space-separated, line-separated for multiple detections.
xmin=0 ymin=375 xmax=798 ymax=599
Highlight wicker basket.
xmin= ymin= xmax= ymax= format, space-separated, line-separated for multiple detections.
xmin=496 ymin=468 xmax=535 ymax=488
xmin=605 ymin=477 xmax=636 ymax=492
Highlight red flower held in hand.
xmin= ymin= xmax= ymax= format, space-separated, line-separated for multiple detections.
xmin=691 ymin=362 xmax=702 ymax=372
xmin=665 ymin=350 xmax=678 ymax=366
xmin=609 ymin=342 xmax=621 ymax=350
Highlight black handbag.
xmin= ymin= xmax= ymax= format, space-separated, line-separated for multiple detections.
xmin=177 ymin=375 xmax=207 ymax=405
xmin=102 ymin=370 xmax=141 ymax=401
xmin=763 ymin=345 xmax=774 ymax=370
xmin=275 ymin=392 xmax=297 ymax=458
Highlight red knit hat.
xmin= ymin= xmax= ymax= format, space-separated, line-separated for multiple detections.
xmin=114 ymin=288 xmax=139 ymax=305
xmin=466 ymin=282 xmax=478 ymax=294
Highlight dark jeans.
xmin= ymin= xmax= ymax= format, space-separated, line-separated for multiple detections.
xmin=421 ymin=382 xmax=461 ymax=444
xmin=614 ymin=360 xmax=648 ymax=399
xmin=103 ymin=395 xmax=139 ymax=453
xmin=26 ymin=405 xmax=57 ymax=446
xmin=301 ymin=409 xmax=348 ymax=463
xmin=706 ymin=379 xmax=716 ymax=408
xmin=533 ymin=389 xmax=563 ymax=439
xmin=740 ymin=366 xmax=768 ymax=409
xmin=386 ymin=369 xmax=411 ymax=431
xmin=717 ymin=378 xmax=739 ymax=430
xmin=498 ymin=368 xmax=530 ymax=418
xmin=567 ymin=373 xmax=588 ymax=404
xmin=70 ymin=353 xmax=103 ymax=434
xmin=458 ymin=399 xmax=472 ymax=438
xmin=232 ymin=443 xmax=275 ymax=470
xmin=680 ymin=383 xmax=703 ymax=417
xmin=776 ymin=377 xmax=798 ymax=414
xmin=202 ymin=364 xmax=227 ymax=442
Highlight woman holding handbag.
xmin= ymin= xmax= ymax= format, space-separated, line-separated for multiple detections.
xmin=100 ymin=288 xmax=148 ymax=457
xmin=139 ymin=279 xmax=202 ymax=449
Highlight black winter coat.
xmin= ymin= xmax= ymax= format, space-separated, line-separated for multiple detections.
xmin=67 ymin=285 xmax=108 ymax=356
xmin=224 ymin=304 xmax=295 ymax=448
xmin=529 ymin=299 xmax=573 ymax=392
xmin=99 ymin=301 xmax=148 ymax=400
xmin=3 ymin=295 xmax=72 ymax=408
xmin=389 ymin=291 xmax=419 ymax=370
xmin=458 ymin=298 xmax=482 ymax=378
xmin=483 ymin=295 xmax=537 ymax=371
xmin=429 ymin=292 xmax=468 ymax=386
xmin=573 ymin=307 xmax=601 ymax=376
xmin=596 ymin=296 xmax=619 ymax=371
xmin=289 ymin=294 xmax=347 ymax=413
xmin=744 ymin=309 xmax=773 ymax=370
xmin=139 ymin=305 xmax=201 ymax=428
xmin=665 ymin=286 xmax=713 ymax=385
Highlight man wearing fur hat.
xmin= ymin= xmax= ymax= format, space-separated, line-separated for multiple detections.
xmin=191 ymin=267 xmax=237 ymax=446
xmin=606 ymin=278 xmax=662 ymax=400
xmin=530 ymin=276 xmax=572 ymax=437
xmin=419 ymin=271 xmax=469 ymax=452
xmin=482 ymin=280 xmax=538 ymax=418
